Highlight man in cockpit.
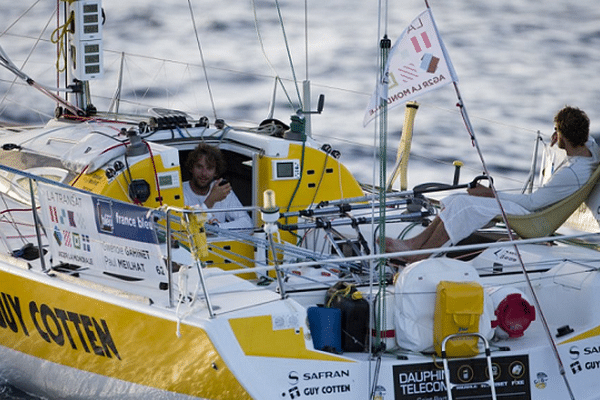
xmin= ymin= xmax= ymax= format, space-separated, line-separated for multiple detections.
xmin=183 ymin=143 xmax=253 ymax=230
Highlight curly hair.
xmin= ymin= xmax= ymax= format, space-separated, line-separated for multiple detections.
xmin=185 ymin=143 xmax=226 ymax=177
xmin=554 ymin=106 xmax=590 ymax=147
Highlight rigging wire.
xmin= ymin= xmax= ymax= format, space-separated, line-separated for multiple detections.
xmin=108 ymin=52 xmax=125 ymax=113
xmin=273 ymin=0 xmax=303 ymax=109
xmin=0 ymin=6 xmax=56 ymax=113
xmin=0 ymin=61 xmax=82 ymax=119
xmin=250 ymin=0 xmax=296 ymax=113
xmin=0 ymin=1 xmax=43 ymax=38
xmin=440 ymin=0 xmax=572 ymax=388
xmin=186 ymin=0 xmax=218 ymax=121
xmin=447 ymin=22 xmax=578 ymax=400
xmin=251 ymin=0 xmax=278 ymax=76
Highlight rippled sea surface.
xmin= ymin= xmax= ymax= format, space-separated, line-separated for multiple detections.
xmin=1 ymin=0 xmax=600 ymax=398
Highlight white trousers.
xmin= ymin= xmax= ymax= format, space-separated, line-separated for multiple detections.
xmin=439 ymin=194 xmax=530 ymax=244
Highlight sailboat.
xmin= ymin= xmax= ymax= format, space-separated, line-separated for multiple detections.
xmin=1 ymin=0 xmax=600 ymax=399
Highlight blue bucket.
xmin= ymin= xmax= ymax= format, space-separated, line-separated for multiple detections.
xmin=307 ymin=306 xmax=342 ymax=353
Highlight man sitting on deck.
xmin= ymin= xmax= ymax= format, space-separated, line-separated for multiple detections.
xmin=386 ymin=106 xmax=600 ymax=263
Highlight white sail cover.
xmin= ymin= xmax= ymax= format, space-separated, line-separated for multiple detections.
xmin=393 ymin=258 xmax=494 ymax=352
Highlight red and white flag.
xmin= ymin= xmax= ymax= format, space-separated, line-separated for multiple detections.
xmin=364 ymin=9 xmax=458 ymax=126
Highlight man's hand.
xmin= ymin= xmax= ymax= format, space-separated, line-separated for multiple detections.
xmin=204 ymin=179 xmax=231 ymax=208
xmin=467 ymin=183 xmax=495 ymax=198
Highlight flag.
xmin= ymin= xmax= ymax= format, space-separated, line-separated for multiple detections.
xmin=363 ymin=9 xmax=458 ymax=126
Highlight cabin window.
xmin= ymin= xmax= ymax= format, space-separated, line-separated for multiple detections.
xmin=178 ymin=148 xmax=253 ymax=207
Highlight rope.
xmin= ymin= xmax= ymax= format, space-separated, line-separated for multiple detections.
xmin=50 ymin=9 xmax=73 ymax=73
xmin=325 ymin=283 xmax=359 ymax=308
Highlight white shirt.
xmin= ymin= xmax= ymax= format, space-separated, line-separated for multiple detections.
xmin=498 ymin=139 xmax=600 ymax=211
xmin=439 ymin=139 xmax=600 ymax=244
xmin=182 ymin=181 xmax=253 ymax=230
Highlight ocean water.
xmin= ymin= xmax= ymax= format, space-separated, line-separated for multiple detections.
xmin=2 ymin=0 xmax=600 ymax=190
xmin=1 ymin=0 xmax=600 ymax=398
xmin=0 ymin=384 xmax=44 ymax=400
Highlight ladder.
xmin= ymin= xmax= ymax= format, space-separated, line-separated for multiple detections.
xmin=441 ymin=333 xmax=497 ymax=400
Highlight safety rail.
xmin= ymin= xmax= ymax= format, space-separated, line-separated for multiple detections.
xmin=441 ymin=333 xmax=497 ymax=400
xmin=4 ymin=163 xmax=600 ymax=322
xmin=1 ymin=164 xmax=328 ymax=317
